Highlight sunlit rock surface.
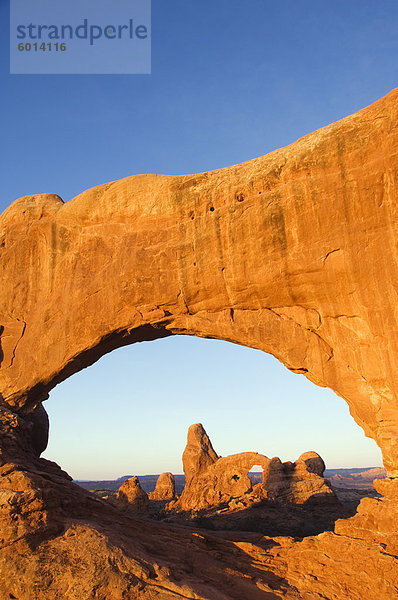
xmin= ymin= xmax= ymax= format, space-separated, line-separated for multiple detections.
xmin=171 ymin=424 xmax=337 ymax=511
xmin=0 ymin=90 xmax=397 ymax=598
xmin=149 ymin=472 xmax=176 ymax=501
xmin=116 ymin=476 xmax=149 ymax=512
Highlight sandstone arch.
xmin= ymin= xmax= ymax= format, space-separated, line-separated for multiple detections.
xmin=1 ymin=90 xmax=398 ymax=477
xmin=0 ymin=90 xmax=397 ymax=599
xmin=174 ymin=425 xmax=337 ymax=512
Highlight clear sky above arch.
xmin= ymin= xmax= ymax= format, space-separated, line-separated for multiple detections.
xmin=1 ymin=0 xmax=395 ymax=478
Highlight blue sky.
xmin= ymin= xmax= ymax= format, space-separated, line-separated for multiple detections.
xmin=1 ymin=0 xmax=396 ymax=478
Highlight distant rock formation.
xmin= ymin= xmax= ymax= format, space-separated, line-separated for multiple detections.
xmin=182 ymin=424 xmax=219 ymax=484
xmin=116 ymin=476 xmax=149 ymax=512
xmin=263 ymin=451 xmax=334 ymax=504
xmin=148 ymin=472 xmax=176 ymax=501
xmin=330 ymin=466 xmax=387 ymax=488
xmin=171 ymin=424 xmax=337 ymax=511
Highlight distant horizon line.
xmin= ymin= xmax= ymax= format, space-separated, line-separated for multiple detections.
xmin=73 ymin=465 xmax=385 ymax=482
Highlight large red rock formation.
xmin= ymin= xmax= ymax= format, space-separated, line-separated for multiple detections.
xmin=182 ymin=424 xmax=219 ymax=484
xmin=0 ymin=90 xmax=397 ymax=598
xmin=173 ymin=424 xmax=336 ymax=511
xmin=263 ymin=451 xmax=336 ymax=504
xmin=1 ymin=90 xmax=398 ymax=479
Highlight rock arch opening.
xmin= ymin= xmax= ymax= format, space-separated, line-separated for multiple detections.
xmin=41 ymin=335 xmax=382 ymax=484
xmin=248 ymin=465 xmax=263 ymax=483
xmin=1 ymin=91 xmax=397 ymax=597
xmin=37 ymin=334 xmax=383 ymax=542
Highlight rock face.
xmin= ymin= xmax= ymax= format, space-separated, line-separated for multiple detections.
xmin=116 ymin=476 xmax=149 ymax=512
xmin=1 ymin=90 xmax=398 ymax=479
xmin=0 ymin=91 xmax=397 ymax=598
xmin=263 ymin=451 xmax=335 ymax=504
xmin=173 ymin=424 xmax=336 ymax=511
xmin=182 ymin=423 xmax=219 ymax=484
xmin=149 ymin=472 xmax=176 ymax=501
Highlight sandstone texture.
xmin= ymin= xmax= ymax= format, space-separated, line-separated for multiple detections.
xmin=149 ymin=472 xmax=176 ymax=501
xmin=172 ymin=424 xmax=336 ymax=511
xmin=116 ymin=476 xmax=149 ymax=512
xmin=1 ymin=90 xmax=398 ymax=479
xmin=0 ymin=90 xmax=397 ymax=598
xmin=183 ymin=423 xmax=219 ymax=484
